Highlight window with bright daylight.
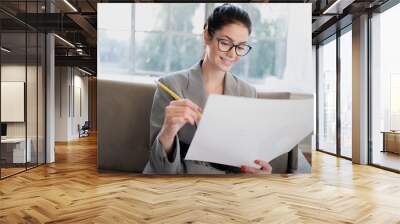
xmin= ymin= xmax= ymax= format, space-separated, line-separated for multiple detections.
xmin=371 ymin=3 xmax=400 ymax=171
xmin=98 ymin=3 xmax=290 ymax=83
xmin=318 ymin=37 xmax=337 ymax=155
xmin=340 ymin=29 xmax=352 ymax=158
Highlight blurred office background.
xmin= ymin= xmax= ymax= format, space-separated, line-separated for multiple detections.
xmin=1 ymin=0 xmax=399 ymax=178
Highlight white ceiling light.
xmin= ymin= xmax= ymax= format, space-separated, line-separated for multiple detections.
xmin=323 ymin=0 xmax=355 ymax=15
xmin=1 ymin=47 xmax=11 ymax=53
xmin=54 ymin=34 xmax=75 ymax=48
xmin=63 ymin=0 xmax=78 ymax=12
xmin=78 ymin=67 xmax=93 ymax=76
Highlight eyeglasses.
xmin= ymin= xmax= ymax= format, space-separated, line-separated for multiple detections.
xmin=216 ymin=38 xmax=252 ymax=56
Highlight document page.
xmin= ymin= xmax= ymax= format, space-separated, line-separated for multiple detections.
xmin=185 ymin=94 xmax=313 ymax=168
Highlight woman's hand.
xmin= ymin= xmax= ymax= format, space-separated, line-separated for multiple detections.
xmin=159 ymin=99 xmax=202 ymax=154
xmin=240 ymin=160 xmax=272 ymax=174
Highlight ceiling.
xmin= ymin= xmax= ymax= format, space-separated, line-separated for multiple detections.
xmin=1 ymin=0 xmax=97 ymax=74
xmin=0 ymin=0 xmax=393 ymax=76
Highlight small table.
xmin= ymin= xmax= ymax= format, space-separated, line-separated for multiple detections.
xmin=1 ymin=138 xmax=32 ymax=164
xmin=381 ymin=131 xmax=400 ymax=154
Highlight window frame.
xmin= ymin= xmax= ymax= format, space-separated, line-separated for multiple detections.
xmin=315 ymin=24 xmax=353 ymax=161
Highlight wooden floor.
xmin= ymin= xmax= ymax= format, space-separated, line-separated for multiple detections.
xmin=1 ymin=167 xmax=26 ymax=178
xmin=1 ymin=135 xmax=400 ymax=223
xmin=1 ymin=163 xmax=45 ymax=178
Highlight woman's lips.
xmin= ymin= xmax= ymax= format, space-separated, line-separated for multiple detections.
xmin=220 ymin=56 xmax=233 ymax=66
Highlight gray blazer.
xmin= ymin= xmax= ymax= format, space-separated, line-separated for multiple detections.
xmin=142 ymin=61 xmax=257 ymax=174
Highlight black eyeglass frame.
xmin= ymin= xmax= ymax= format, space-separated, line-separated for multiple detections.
xmin=216 ymin=37 xmax=252 ymax=56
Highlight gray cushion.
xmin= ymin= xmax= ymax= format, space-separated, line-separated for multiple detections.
xmin=97 ymin=80 xmax=155 ymax=172
xmin=257 ymin=91 xmax=290 ymax=99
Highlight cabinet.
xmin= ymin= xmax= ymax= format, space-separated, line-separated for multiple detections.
xmin=0 ymin=138 xmax=32 ymax=164
xmin=382 ymin=131 xmax=400 ymax=154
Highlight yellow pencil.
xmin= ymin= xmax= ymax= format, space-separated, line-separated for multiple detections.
xmin=156 ymin=81 xmax=182 ymax=100
xmin=155 ymin=80 xmax=202 ymax=116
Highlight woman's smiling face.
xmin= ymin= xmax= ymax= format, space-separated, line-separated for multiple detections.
xmin=204 ymin=23 xmax=250 ymax=73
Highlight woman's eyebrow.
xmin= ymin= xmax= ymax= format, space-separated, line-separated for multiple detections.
xmin=221 ymin=35 xmax=248 ymax=44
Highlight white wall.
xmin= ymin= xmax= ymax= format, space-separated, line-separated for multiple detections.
xmin=1 ymin=64 xmax=46 ymax=164
xmin=55 ymin=67 xmax=70 ymax=141
xmin=72 ymin=73 xmax=89 ymax=138
xmin=55 ymin=67 xmax=89 ymax=141
xmin=1 ymin=65 xmax=27 ymax=141
xmin=1 ymin=65 xmax=40 ymax=138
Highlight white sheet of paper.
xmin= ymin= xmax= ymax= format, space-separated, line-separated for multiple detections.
xmin=185 ymin=94 xmax=314 ymax=168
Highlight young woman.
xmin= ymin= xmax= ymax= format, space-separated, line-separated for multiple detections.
xmin=143 ymin=4 xmax=272 ymax=174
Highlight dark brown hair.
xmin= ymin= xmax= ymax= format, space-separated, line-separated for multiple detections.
xmin=204 ymin=3 xmax=252 ymax=38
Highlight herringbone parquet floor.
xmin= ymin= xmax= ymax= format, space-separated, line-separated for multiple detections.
xmin=1 ymin=134 xmax=400 ymax=223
